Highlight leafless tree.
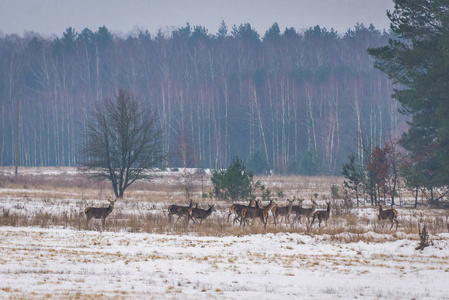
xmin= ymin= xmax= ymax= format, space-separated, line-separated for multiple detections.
xmin=81 ymin=89 xmax=165 ymax=198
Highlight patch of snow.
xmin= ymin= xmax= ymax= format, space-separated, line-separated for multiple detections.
xmin=0 ymin=227 xmax=448 ymax=299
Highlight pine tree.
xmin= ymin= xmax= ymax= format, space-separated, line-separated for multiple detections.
xmin=342 ymin=153 xmax=364 ymax=206
xmin=368 ymin=0 xmax=449 ymax=197
xmin=211 ymin=157 xmax=255 ymax=201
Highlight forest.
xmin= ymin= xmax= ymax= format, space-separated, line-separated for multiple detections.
xmin=0 ymin=22 xmax=403 ymax=175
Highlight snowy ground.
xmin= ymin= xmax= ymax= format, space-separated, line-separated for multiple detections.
xmin=1 ymin=226 xmax=449 ymax=299
xmin=1 ymin=167 xmax=449 ymax=299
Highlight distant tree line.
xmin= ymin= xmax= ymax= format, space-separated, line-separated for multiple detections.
xmin=0 ymin=22 xmax=403 ymax=175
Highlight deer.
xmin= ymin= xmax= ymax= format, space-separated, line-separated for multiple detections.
xmin=292 ymin=200 xmax=317 ymax=225
xmin=378 ymin=204 xmax=399 ymax=230
xmin=240 ymin=200 xmax=276 ymax=229
xmin=188 ymin=204 xmax=215 ymax=226
xmin=271 ymin=199 xmax=294 ymax=226
xmin=310 ymin=201 xmax=330 ymax=228
xmin=290 ymin=198 xmax=304 ymax=221
xmin=84 ymin=198 xmax=117 ymax=230
xmin=227 ymin=199 xmax=256 ymax=224
xmin=167 ymin=199 xmax=195 ymax=223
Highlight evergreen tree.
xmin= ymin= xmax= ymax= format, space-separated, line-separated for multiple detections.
xmin=211 ymin=157 xmax=255 ymax=201
xmin=231 ymin=23 xmax=260 ymax=43
xmin=263 ymin=22 xmax=281 ymax=42
xmin=217 ymin=20 xmax=228 ymax=39
xmin=368 ymin=0 xmax=449 ymax=196
xmin=342 ymin=153 xmax=364 ymax=206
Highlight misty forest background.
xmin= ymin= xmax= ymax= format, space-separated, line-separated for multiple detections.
xmin=0 ymin=22 xmax=405 ymax=175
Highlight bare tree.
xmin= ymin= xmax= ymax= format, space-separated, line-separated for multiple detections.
xmin=81 ymin=89 xmax=165 ymax=198
xmin=172 ymin=124 xmax=196 ymax=199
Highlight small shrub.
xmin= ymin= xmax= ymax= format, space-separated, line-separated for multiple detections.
xmin=2 ymin=207 xmax=10 ymax=218
xmin=330 ymin=184 xmax=340 ymax=200
xmin=416 ymin=224 xmax=430 ymax=250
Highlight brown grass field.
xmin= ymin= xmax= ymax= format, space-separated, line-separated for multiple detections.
xmin=0 ymin=166 xmax=448 ymax=240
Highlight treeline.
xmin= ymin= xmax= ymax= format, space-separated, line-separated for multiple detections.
xmin=0 ymin=22 xmax=404 ymax=174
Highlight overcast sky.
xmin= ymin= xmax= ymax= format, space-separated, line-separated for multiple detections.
xmin=0 ymin=0 xmax=395 ymax=37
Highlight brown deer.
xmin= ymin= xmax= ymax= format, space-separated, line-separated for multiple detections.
xmin=271 ymin=199 xmax=294 ymax=225
xmin=378 ymin=204 xmax=399 ymax=230
xmin=228 ymin=199 xmax=256 ymax=224
xmin=237 ymin=200 xmax=262 ymax=226
xmin=241 ymin=200 xmax=276 ymax=229
xmin=84 ymin=198 xmax=117 ymax=230
xmin=188 ymin=205 xmax=215 ymax=226
xmin=167 ymin=199 xmax=195 ymax=223
xmin=292 ymin=200 xmax=317 ymax=225
xmin=290 ymin=198 xmax=304 ymax=221
xmin=310 ymin=202 xmax=330 ymax=227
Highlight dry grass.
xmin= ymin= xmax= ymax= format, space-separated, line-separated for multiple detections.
xmin=0 ymin=167 xmax=448 ymax=243
xmin=0 ymin=167 xmax=343 ymax=202
xmin=1 ymin=200 xmax=447 ymax=243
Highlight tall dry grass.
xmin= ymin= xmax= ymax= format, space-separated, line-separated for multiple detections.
xmin=1 ymin=198 xmax=448 ymax=244
xmin=0 ymin=167 xmax=448 ymax=242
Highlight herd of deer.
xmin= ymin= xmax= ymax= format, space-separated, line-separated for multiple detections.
xmin=82 ymin=198 xmax=399 ymax=231
xmin=167 ymin=199 xmax=216 ymax=225
xmin=227 ymin=198 xmax=331 ymax=228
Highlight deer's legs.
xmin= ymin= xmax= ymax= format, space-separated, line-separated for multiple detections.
xmin=86 ymin=216 xmax=92 ymax=228
xmin=227 ymin=211 xmax=235 ymax=223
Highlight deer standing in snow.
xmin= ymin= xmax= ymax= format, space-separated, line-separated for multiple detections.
xmin=228 ymin=199 xmax=256 ymax=224
xmin=378 ymin=204 xmax=399 ymax=230
xmin=188 ymin=204 xmax=215 ymax=226
xmin=84 ymin=198 xmax=117 ymax=230
xmin=241 ymin=200 xmax=276 ymax=229
xmin=167 ymin=199 xmax=195 ymax=223
xmin=292 ymin=200 xmax=317 ymax=225
xmin=271 ymin=199 xmax=294 ymax=225
xmin=310 ymin=201 xmax=331 ymax=228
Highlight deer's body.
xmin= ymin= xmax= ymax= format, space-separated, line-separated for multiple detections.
xmin=310 ymin=202 xmax=330 ymax=227
xmin=188 ymin=205 xmax=215 ymax=225
xmin=378 ymin=205 xmax=399 ymax=230
xmin=241 ymin=200 xmax=276 ymax=229
xmin=228 ymin=199 xmax=255 ymax=224
xmin=168 ymin=199 xmax=194 ymax=223
xmin=271 ymin=199 xmax=294 ymax=225
xmin=85 ymin=199 xmax=116 ymax=229
xmin=292 ymin=200 xmax=317 ymax=224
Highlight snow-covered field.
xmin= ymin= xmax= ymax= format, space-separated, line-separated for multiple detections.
xmin=1 ymin=226 xmax=449 ymax=299
xmin=1 ymin=167 xmax=449 ymax=299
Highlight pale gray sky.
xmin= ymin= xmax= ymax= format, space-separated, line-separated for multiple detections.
xmin=0 ymin=0 xmax=395 ymax=37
